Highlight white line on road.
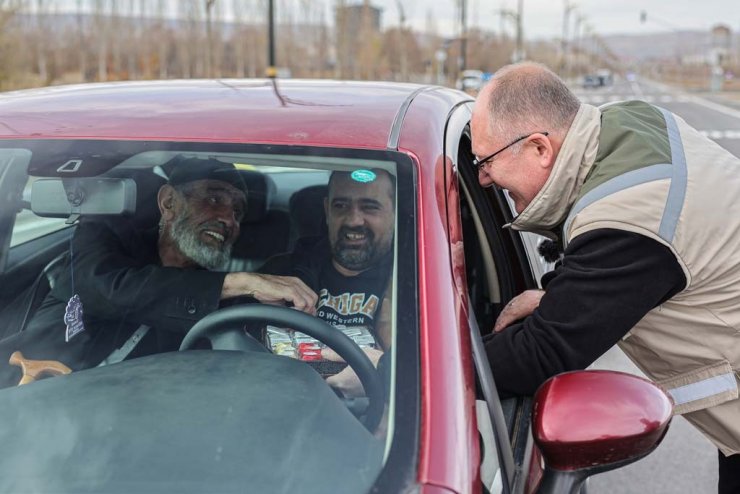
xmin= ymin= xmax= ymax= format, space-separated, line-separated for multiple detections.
xmin=699 ymin=130 xmax=740 ymax=140
xmin=687 ymin=94 xmax=740 ymax=121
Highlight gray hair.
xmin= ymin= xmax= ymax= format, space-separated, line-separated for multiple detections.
xmin=485 ymin=62 xmax=580 ymax=152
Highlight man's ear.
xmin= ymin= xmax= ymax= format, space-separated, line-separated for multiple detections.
xmin=532 ymin=133 xmax=555 ymax=169
xmin=157 ymin=185 xmax=178 ymax=223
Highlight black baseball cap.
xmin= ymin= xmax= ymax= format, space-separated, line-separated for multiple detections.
xmin=160 ymin=155 xmax=247 ymax=196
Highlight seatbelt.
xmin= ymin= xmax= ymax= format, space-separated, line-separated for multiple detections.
xmin=97 ymin=325 xmax=151 ymax=367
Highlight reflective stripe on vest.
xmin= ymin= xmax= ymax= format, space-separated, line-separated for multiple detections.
xmin=669 ymin=373 xmax=737 ymax=407
xmin=563 ymin=106 xmax=688 ymax=246
xmin=657 ymin=360 xmax=739 ymax=416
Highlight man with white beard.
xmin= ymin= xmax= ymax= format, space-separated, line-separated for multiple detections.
xmin=0 ymin=156 xmax=316 ymax=387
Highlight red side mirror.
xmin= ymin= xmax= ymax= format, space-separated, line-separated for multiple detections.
xmin=533 ymin=370 xmax=673 ymax=472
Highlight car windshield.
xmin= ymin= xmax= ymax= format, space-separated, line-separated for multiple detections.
xmin=0 ymin=139 xmax=416 ymax=494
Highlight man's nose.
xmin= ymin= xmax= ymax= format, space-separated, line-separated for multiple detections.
xmin=478 ymin=167 xmax=493 ymax=187
xmin=345 ymin=206 xmax=365 ymax=226
xmin=216 ymin=206 xmax=240 ymax=229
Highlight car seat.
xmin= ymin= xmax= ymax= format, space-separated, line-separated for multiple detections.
xmin=228 ymin=171 xmax=290 ymax=272
xmin=287 ymin=184 xmax=328 ymax=249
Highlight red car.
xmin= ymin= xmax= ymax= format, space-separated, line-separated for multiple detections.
xmin=0 ymin=80 xmax=672 ymax=494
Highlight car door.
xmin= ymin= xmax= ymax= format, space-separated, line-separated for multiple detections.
xmin=443 ymin=103 xmax=544 ymax=494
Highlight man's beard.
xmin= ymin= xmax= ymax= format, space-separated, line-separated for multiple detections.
xmin=169 ymin=213 xmax=232 ymax=270
xmin=332 ymin=226 xmax=388 ymax=272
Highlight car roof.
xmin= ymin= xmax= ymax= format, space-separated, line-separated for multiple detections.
xmin=0 ymin=79 xmax=439 ymax=148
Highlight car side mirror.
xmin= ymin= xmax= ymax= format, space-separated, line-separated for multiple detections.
xmin=532 ymin=370 xmax=673 ymax=494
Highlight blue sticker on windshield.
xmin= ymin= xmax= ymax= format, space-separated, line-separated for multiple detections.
xmin=351 ymin=170 xmax=376 ymax=183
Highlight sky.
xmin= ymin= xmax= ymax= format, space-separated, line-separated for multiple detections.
xmin=35 ymin=0 xmax=740 ymax=40
xmin=372 ymin=0 xmax=740 ymax=39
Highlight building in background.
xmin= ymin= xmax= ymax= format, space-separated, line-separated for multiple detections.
xmin=334 ymin=2 xmax=383 ymax=80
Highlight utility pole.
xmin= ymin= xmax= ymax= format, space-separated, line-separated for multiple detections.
xmin=561 ymin=0 xmax=575 ymax=78
xmin=267 ymin=0 xmax=276 ymax=78
xmin=460 ymin=0 xmax=467 ymax=72
xmin=395 ymin=0 xmax=408 ymax=81
xmin=514 ymin=0 xmax=523 ymax=62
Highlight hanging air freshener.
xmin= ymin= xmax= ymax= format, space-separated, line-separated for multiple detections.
xmin=64 ymin=294 xmax=85 ymax=342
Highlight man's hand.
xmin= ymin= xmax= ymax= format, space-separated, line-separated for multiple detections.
xmin=222 ymin=272 xmax=317 ymax=315
xmin=493 ymin=289 xmax=545 ymax=332
xmin=322 ymin=347 xmax=383 ymax=398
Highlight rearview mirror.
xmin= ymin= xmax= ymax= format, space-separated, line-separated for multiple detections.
xmin=532 ymin=370 xmax=673 ymax=494
xmin=31 ymin=178 xmax=137 ymax=218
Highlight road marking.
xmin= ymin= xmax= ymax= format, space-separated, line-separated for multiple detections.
xmin=699 ymin=130 xmax=740 ymax=140
xmin=687 ymin=95 xmax=740 ymax=121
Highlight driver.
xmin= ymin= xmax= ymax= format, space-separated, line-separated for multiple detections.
xmin=261 ymin=169 xmax=395 ymax=397
xmin=0 ymin=156 xmax=317 ymax=387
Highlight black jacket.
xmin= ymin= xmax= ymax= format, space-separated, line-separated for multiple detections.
xmin=0 ymin=218 xmax=226 ymax=386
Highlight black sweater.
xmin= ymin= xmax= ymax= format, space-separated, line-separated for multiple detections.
xmin=484 ymin=228 xmax=686 ymax=397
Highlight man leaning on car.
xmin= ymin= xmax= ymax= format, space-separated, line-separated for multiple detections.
xmin=0 ymin=156 xmax=317 ymax=388
xmin=471 ymin=62 xmax=740 ymax=493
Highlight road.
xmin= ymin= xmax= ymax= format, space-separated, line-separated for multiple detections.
xmin=570 ymin=77 xmax=740 ymax=494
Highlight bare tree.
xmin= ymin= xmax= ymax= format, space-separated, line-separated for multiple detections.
xmin=204 ymin=0 xmax=216 ymax=77
xmin=232 ymin=0 xmax=246 ymax=77
xmin=0 ymin=0 xmax=25 ymax=88
xmin=34 ymin=0 xmax=50 ymax=83
xmin=156 ymin=0 xmax=168 ymax=78
xmin=75 ymin=0 xmax=88 ymax=81
xmin=92 ymin=0 xmax=109 ymax=81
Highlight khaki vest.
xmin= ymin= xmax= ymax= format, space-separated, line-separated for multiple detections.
xmin=512 ymin=102 xmax=740 ymax=455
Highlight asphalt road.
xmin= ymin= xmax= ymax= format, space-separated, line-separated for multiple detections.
xmin=570 ymin=77 xmax=740 ymax=494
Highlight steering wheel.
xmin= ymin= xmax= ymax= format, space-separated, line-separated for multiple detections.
xmin=179 ymin=305 xmax=384 ymax=432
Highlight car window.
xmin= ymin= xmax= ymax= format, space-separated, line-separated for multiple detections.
xmin=0 ymin=140 xmax=417 ymax=493
xmin=10 ymin=178 xmax=69 ymax=248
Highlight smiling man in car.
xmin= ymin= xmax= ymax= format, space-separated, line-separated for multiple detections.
xmin=0 ymin=156 xmax=317 ymax=387
xmin=472 ymin=62 xmax=740 ymax=493
xmin=261 ymin=169 xmax=395 ymax=397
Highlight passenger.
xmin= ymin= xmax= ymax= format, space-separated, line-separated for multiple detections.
xmin=0 ymin=156 xmax=317 ymax=387
xmin=471 ymin=62 xmax=740 ymax=494
xmin=261 ymin=169 xmax=395 ymax=397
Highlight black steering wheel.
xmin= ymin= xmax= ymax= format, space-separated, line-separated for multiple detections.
xmin=179 ymin=305 xmax=384 ymax=432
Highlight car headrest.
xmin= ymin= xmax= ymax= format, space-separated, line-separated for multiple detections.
xmin=239 ymin=170 xmax=275 ymax=223
xmin=289 ymin=185 xmax=328 ymax=239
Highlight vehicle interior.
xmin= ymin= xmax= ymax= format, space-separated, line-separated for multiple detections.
xmin=0 ymin=141 xmax=414 ymax=493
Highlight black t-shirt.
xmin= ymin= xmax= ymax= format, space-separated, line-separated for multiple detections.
xmin=315 ymin=257 xmax=388 ymax=333
xmin=261 ymin=236 xmax=392 ymax=340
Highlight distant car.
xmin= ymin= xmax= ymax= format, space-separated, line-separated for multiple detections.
xmin=582 ymin=69 xmax=613 ymax=89
xmin=457 ymin=69 xmax=485 ymax=94
xmin=582 ymin=74 xmax=602 ymax=88
xmin=0 ymin=79 xmax=673 ymax=493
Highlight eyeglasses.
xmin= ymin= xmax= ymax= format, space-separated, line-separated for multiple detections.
xmin=473 ymin=131 xmax=549 ymax=170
